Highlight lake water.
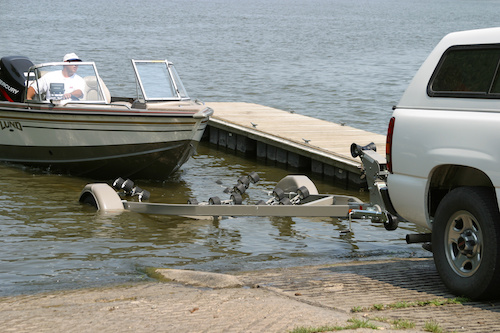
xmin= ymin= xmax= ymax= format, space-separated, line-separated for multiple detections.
xmin=1 ymin=0 xmax=499 ymax=296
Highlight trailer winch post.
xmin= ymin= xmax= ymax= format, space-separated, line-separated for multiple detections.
xmin=348 ymin=143 xmax=400 ymax=231
xmin=358 ymin=148 xmax=389 ymax=210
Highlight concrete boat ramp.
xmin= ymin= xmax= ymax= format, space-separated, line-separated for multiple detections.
xmin=3 ymin=259 xmax=500 ymax=332
xmin=204 ymin=102 xmax=387 ymax=188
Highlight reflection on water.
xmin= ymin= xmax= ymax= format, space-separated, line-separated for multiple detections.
xmin=0 ymin=143 xmax=429 ymax=296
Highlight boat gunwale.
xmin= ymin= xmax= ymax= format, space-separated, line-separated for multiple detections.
xmin=0 ymin=101 xmax=212 ymax=119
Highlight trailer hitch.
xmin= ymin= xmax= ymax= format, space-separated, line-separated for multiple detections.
xmin=346 ymin=207 xmax=399 ymax=233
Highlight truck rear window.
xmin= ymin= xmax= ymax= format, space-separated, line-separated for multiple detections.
xmin=428 ymin=45 xmax=500 ymax=98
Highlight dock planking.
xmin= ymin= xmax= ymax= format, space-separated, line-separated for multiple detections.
xmin=204 ymin=102 xmax=386 ymax=188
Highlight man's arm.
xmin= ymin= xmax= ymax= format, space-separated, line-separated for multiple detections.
xmin=63 ymin=89 xmax=83 ymax=100
xmin=65 ymin=76 xmax=86 ymax=100
xmin=26 ymin=86 xmax=36 ymax=100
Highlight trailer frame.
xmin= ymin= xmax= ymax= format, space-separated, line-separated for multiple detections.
xmin=79 ymin=142 xmax=396 ymax=230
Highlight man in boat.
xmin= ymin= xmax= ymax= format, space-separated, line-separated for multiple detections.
xmin=26 ymin=53 xmax=86 ymax=101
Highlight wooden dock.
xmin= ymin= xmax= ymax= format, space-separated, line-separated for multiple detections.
xmin=204 ymin=102 xmax=386 ymax=188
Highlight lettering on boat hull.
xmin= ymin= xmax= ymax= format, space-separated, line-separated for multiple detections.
xmin=1 ymin=121 xmax=23 ymax=131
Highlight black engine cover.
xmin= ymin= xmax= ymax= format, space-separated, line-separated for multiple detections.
xmin=0 ymin=56 xmax=33 ymax=102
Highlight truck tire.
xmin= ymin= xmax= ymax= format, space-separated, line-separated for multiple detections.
xmin=432 ymin=186 xmax=500 ymax=300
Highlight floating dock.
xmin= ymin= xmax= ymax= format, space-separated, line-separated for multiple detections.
xmin=204 ymin=102 xmax=386 ymax=188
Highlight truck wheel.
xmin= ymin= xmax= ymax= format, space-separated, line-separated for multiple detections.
xmin=432 ymin=186 xmax=500 ymax=299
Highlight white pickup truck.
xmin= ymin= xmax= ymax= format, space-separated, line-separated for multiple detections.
xmin=386 ymin=27 xmax=500 ymax=300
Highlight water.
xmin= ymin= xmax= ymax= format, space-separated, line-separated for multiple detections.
xmin=1 ymin=0 xmax=499 ymax=296
xmin=0 ymin=144 xmax=426 ymax=296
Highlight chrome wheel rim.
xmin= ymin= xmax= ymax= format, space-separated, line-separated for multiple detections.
xmin=444 ymin=210 xmax=483 ymax=277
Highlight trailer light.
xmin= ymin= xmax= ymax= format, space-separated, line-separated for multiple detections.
xmin=386 ymin=117 xmax=395 ymax=174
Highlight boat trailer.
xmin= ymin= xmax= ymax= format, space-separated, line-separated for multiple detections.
xmin=79 ymin=142 xmax=399 ymax=232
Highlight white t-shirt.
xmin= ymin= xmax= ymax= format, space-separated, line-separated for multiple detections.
xmin=33 ymin=70 xmax=85 ymax=100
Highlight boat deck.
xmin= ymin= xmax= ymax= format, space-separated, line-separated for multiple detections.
xmin=204 ymin=102 xmax=386 ymax=188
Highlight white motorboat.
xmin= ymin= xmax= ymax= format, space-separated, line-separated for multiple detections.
xmin=0 ymin=56 xmax=213 ymax=179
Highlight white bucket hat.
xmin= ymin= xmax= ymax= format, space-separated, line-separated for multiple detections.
xmin=63 ymin=53 xmax=82 ymax=62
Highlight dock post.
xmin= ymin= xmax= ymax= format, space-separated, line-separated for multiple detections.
xmin=227 ymin=132 xmax=236 ymax=150
xmin=236 ymin=135 xmax=256 ymax=155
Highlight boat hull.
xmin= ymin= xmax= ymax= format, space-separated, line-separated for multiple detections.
xmin=0 ymin=102 xmax=211 ymax=180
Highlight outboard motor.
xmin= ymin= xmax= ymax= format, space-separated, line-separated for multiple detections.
xmin=0 ymin=56 xmax=34 ymax=102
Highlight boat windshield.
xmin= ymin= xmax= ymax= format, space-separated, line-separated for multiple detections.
xmin=132 ymin=60 xmax=189 ymax=101
xmin=26 ymin=62 xmax=108 ymax=103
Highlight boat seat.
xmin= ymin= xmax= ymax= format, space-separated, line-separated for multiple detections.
xmin=83 ymin=76 xmax=111 ymax=103
xmin=111 ymin=101 xmax=132 ymax=109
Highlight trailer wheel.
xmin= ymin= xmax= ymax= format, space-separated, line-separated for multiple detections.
xmin=80 ymin=192 xmax=98 ymax=209
xmin=432 ymin=186 xmax=500 ymax=300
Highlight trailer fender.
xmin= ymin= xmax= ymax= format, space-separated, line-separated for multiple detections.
xmin=79 ymin=183 xmax=124 ymax=211
xmin=274 ymin=175 xmax=319 ymax=194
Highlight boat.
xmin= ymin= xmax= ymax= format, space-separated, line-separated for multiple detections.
xmin=0 ymin=56 xmax=213 ymax=180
